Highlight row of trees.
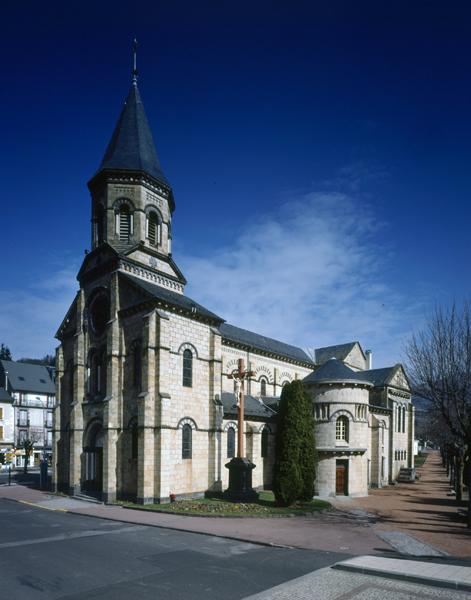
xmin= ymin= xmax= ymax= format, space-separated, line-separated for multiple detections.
xmin=406 ymin=302 xmax=471 ymax=528
xmin=0 ymin=342 xmax=54 ymax=366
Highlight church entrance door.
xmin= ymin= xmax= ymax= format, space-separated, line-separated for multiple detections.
xmin=335 ymin=460 xmax=348 ymax=495
xmin=82 ymin=423 xmax=104 ymax=497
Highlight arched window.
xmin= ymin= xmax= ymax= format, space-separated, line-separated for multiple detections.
xmin=336 ymin=416 xmax=349 ymax=442
xmin=227 ymin=426 xmax=235 ymax=458
xmin=260 ymin=378 xmax=267 ymax=397
xmin=147 ymin=212 xmax=160 ymax=247
xmin=182 ymin=349 xmax=193 ymax=387
xmin=133 ymin=342 xmax=142 ymax=391
xmin=182 ymin=424 xmax=192 ymax=459
xmin=261 ymin=428 xmax=269 ymax=458
xmin=403 ymin=406 xmax=407 ymax=433
xmin=119 ymin=205 xmax=131 ymax=242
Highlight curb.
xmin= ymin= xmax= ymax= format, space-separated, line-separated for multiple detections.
xmin=65 ymin=507 xmax=295 ymax=549
xmin=332 ymin=562 xmax=471 ymax=593
xmin=14 ymin=499 xmax=68 ymax=512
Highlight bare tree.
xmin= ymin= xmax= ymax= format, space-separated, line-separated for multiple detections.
xmin=19 ymin=430 xmax=42 ymax=474
xmin=406 ymin=302 xmax=471 ymax=527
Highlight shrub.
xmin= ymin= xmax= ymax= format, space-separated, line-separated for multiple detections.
xmin=274 ymin=381 xmax=317 ymax=505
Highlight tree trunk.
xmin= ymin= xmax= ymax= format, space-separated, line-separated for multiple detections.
xmin=455 ymin=454 xmax=463 ymax=503
xmin=467 ymin=457 xmax=471 ymax=528
xmin=23 ymin=455 xmax=28 ymax=474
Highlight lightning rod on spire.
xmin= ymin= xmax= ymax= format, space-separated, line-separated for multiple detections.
xmin=132 ymin=38 xmax=138 ymax=83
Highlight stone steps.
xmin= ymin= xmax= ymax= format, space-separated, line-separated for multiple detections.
xmin=397 ymin=467 xmax=416 ymax=483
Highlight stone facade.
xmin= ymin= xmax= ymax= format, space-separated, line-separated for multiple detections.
xmin=54 ymin=75 xmax=414 ymax=503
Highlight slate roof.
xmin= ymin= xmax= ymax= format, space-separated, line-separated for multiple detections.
xmin=303 ymin=358 xmax=372 ymax=386
xmin=0 ymin=388 xmax=13 ymax=403
xmin=220 ymin=323 xmax=313 ymax=364
xmin=357 ymin=367 xmax=397 ymax=387
xmin=120 ymin=272 xmax=224 ymax=323
xmin=221 ymin=392 xmax=276 ymax=420
xmin=96 ymin=82 xmax=171 ymax=193
xmin=315 ymin=342 xmax=359 ymax=364
xmin=0 ymin=361 xmax=55 ymax=394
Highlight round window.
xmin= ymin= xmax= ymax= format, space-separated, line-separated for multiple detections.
xmin=88 ymin=292 xmax=110 ymax=336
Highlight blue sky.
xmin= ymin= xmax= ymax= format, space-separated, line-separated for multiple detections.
xmin=1 ymin=1 xmax=470 ymax=366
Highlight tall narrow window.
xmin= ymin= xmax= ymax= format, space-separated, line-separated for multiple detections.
xmin=147 ymin=212 xmax=160 ymax=246
xmin=182 ymin=424 xmax=192 ymax=459
xmin=182 ymin=349 xmax=193 ymax=387
xmin=261 ymin=428 xmax=269 ymax=458
xmin=336 ymin=416 xmax=349 ymax=442
xmin=119 ymin=206 xmax=131 ymax=242
xmin=260 ymin=378 xmax=267 ymax=397
xmin=227 ymin=426 xmax=235 ymax=458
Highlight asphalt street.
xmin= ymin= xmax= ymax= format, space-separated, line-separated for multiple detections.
xmin=0 ymin=498 xmax=347 ymax=600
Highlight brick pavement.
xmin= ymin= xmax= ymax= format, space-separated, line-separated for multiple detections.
xmin=331 ymin=451 xmax=471 ymax=557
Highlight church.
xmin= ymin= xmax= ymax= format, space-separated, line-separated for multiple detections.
xmin=54 ymin=66 xmax=414 ymax=503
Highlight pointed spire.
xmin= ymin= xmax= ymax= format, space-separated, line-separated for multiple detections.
xmin=94 ymin=45 xmax=172 ymax=196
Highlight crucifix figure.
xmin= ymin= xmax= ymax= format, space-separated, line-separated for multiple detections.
xmin=227 ymin=358 xmax=255 ymax=458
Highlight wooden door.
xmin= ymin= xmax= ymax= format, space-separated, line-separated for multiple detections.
xmin=336 ymin=462 xmax=347 ymax=495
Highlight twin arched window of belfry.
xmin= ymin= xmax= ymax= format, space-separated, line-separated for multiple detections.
xmin=146 ymin=211 xmax=161 ymax=247
xmin=118 ymin=205 xmax=132 ymax=242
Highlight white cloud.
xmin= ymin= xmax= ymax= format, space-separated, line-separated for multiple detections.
xmin=0 ymin=190 xmax=426 ymax=367
xmin=0 ymin=266 xmax=79 ymax=359
xmin=181 ymin=192 xmax=425 ymax=367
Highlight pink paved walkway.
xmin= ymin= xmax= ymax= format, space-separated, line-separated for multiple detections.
xmin=331 ymin=451 xmax=471 ymax=557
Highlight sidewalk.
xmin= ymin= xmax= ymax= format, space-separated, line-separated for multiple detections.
xmin=244 ymin=559 xmax=471 ymax=599
xmin=330 ymin=451 xmax=471 ymax=557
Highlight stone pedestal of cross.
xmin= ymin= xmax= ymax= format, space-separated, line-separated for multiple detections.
xmin=223 ymin=358 xmax=258 ymax=502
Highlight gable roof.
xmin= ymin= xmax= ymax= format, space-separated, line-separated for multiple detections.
xmin=120 ymin=272 xmax=223 ymax=323
xmin=304 ymin=358 xmax=372 ymax=386
xmin=221 ymin=392 xmax=276 ymax=420
xmin=0 ymin=361 xmax=55 ymax=394
xmin=315 ymin=342 xmax=363 ymax=364
xmin=358 ymin=365 xmax=410 ymax=390
xmin=220 ymin=323 xmax=313 ymax=365
xmin=94 ymin=82 xmax=173 ymax=206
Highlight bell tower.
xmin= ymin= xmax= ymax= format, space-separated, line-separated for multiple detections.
xmin=86 ymin=43 xmax=185 ymax=293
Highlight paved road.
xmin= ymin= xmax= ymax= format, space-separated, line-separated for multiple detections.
xmin=0 ymin=499 xmax=347 ymax=600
